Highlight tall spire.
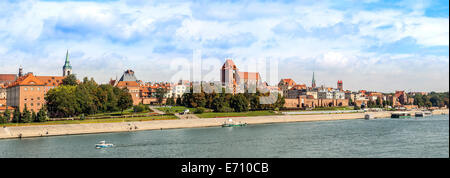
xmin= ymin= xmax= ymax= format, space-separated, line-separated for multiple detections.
xmin=312 ymin=71 xmax=316 ymax=88
xmin=63 ymin=49 xmax=72 ymax=76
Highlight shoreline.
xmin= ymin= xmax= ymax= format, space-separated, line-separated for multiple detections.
xmin=1 ymin=109 xmax=448 ymax=140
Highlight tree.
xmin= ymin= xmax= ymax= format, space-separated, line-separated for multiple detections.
xmin=21 ymin=106 xmax=32 ymax=123
xmin=32 ymin=110 xmax=37 ymax=122
xmin=155 ymin=88 xmax=167 ymax=106
xmin=45 ymin=85 xmax=80 ymax=117
xmin=62 ymin=74 xmax=78 ymax=86
xmin=230 ymin=94 xmax=249 ymax=112
xmin=12 ymin=107 xmax=21 ymax=123
xmin=117 ymin=88 xmax=133 ymax=114
xmin=3 ymin=108 xmax=11 ymax=123
xmin=0 ymin=114 xmax=6 ymax=124
xmin=166 ymin=96 xmax=175 ymax=106
xmin=176 ymin=97 xmax=182 ymax=106
xmin=36 ymin=107 xmax=47 ymax=122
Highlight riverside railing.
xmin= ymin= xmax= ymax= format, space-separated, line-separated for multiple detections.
xmin=282 ymin=110 xmax=365 ymax=115
xmin=47 ymin=112 xmax=171 ymax=121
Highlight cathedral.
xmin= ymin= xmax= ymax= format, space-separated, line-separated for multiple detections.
xmin=220 ymin=59 xmax=261 ymax=93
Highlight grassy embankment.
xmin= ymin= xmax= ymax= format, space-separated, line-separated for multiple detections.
xmin=155 ymin=106 xmax=191 ymax=114
xmin=156 ymin=106 xmax=281 ymax=118
xmin=1 ymin=107 xmax=177 ymax=127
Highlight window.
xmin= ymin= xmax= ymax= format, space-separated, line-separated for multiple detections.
xmin=30 ymin=87 xmax=33 ymax=91
xmin=37 ymin=97 xmax=40 ymax=100
xmin=37 ymin=103 xmax=40 ymax=106
xmin=24 ymin=87 xmax=27 ymax=91
xmin=31 ymin=103 xmax=34 ymax=106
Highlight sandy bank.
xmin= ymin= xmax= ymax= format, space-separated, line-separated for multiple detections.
xmin=1 ymin=109 xmax=448 ymax=139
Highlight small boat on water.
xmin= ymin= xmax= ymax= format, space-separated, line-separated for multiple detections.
xmin=423 ymin=111 xmax=432 ymax=116
xmin=391 ymin=112 xmax=411 ymax=119
xmin=415 ymin=111 xmax=432 ymax=117
xmin=222 ymin=119 xmax=247 ymax=127
xmin=95 ymin=141 xmax=114 ymax=149
xmin=364 ymin=114 xmax=373 ymax=120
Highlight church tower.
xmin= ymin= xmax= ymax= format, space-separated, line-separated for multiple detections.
xmin=63 ymin=50 xmax=72 ymax=77
xmin=311 ymin=72 xmax=316 ymax=88
xmin=18 ymin=66 xmax=23 ymax=77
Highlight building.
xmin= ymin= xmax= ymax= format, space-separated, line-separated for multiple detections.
xmin=278 ymin=78 xmax=296 ymax=97
xmin=220 ymin=59 xmax=261 ymax=94
xmin=6 ymin=73 xmax=46 ymax=112
xmin=111 ymin=69 xmax=141 ymax=105
xmin=395 ymin=90 xmax=408 ymax=105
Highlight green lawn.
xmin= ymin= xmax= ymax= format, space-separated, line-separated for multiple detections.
xmin=1 ymin=115 xmax=178 ymax=127
xmin=86 ymin=108 xmax=155 ymax=118
xmin=195 ymin=110 xmax=280 ymax=118
xmin=156 ymin=106 xmax=191 ymax=114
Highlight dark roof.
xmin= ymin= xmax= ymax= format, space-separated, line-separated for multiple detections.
xmin=119 ymin=69 xmax=138 ymax=82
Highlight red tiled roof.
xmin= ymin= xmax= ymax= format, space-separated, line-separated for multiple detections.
xmin=8 ymin=73 xmax=45 ymax=87
xmin=290 ymin=84 xmax=307 ymax=90
xmin=281 ymin=78 xmax=296 ymax=86
xmin=0 ymin=74 xmax=16 ymax=82
xmin=36 ymin=76 xmax=65 ymax=87
xmin=222 ymin=59 xmax=237 ymax=69
xmin=116 ymin=81 xmax=139 ymax=87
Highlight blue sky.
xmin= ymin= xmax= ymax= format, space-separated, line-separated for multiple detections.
xmin=0 ymin=0 xmax=448 ymax=92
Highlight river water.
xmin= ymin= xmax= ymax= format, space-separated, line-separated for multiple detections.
xmin=0 ymin=115 xmax=448 ymax=158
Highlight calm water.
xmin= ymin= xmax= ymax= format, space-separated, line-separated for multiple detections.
xmin=0 ymin=115 xmax=448 ymax=158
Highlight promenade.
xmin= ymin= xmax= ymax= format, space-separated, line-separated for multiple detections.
xmin=1 ymin=109 xmax=448 ymax=139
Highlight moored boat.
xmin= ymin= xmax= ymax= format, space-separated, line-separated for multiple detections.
xmin=391 ymin=112 xmax=411 ymax=119
xmin=415 ymin=112 xmax=424 ymax=117
xmin=95 ymin=141 xmax=114 ymax=149
xmin=222 ymin=119 xmax=247 ymax=127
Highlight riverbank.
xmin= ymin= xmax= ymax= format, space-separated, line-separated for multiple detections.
xmin=1 ymin=109 xmax=448 ymax=139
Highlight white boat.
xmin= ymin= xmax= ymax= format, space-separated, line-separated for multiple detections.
xmin=95 ymin=141 xmax=114 ymax=149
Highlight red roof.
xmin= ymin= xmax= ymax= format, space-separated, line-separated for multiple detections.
xmin=222 ymin=59 xmax=237 ymax=69
xmin=36 ymin=76 xmax=65 ymax=87
xmin=290 ymin=84 xmax=307 ymax=90
xmin=281 ymin=78 xmax=296 ymax=86
xmin=8 ymin=73 xmax=45 ymax=87
xmin=116 ymin=81 xmax=139 ymax=87
xmin=0 ymin=74 xmax=16 ymax=83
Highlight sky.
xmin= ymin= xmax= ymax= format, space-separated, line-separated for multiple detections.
xmin=0 ymin=0 xmax=448 ymax=92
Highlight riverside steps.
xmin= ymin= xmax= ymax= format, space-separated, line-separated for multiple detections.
xmin=1 ymin=109 xmax=448 ymax=139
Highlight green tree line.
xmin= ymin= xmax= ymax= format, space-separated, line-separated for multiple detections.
xmin=169 ymin=86 xmax=285 ymax=113
xmin=412 ymin=92 xmax=449 ymax=108
xmin=45 ymin=75 xmax=133 ymax=118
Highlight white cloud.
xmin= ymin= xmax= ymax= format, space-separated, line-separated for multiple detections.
xmin=0 ymin=0 xmax=448 ymax=92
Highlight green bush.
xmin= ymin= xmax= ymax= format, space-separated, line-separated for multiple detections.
xmin=133 ymin=104 xmax=149 ymax=113
xmin=217 ymin=106 xmax=234 ymax=113
xmin=79 ymin=114 xmax=86 ymax=120
xmin=194 ymin=107 xmax=206 ymax=114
